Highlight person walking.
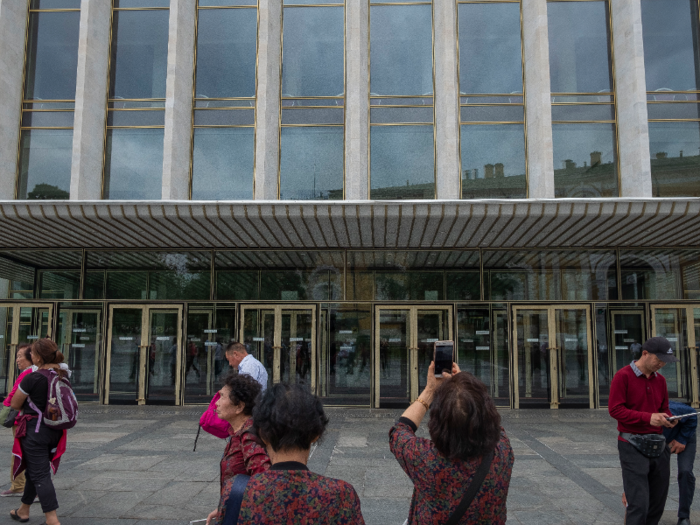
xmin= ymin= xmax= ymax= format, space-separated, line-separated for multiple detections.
xmin=609 ymin=337 xmax=679 ymax=525
xmin=225 ymin=342 xmax=268 ymax=391
xmin=665 ymin=401 xmax=697 ymax=525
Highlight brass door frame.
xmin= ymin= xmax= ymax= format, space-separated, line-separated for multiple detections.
xmin=512 ymin=304 xmax=594 ymax=409
xmin=5 ymin=303 xmax=54 ymax=389
xmin=373 ymin=305 xmax=454 ymax=408
xmin=105 ymin=304 xmax=184 ymax=405
xmin=60 ymin=308 xmax=102 ymax=396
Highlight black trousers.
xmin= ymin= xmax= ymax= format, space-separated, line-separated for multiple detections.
xmin=619 ymin=440 xmax=671 ymax=525
xmin=677 ymin=434 xmax=696 ymax=519
xmin=20 ymin=422 xmax=62 ymax=513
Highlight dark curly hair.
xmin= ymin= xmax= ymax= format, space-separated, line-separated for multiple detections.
xmin=223 ymin=372 xmax=262 ymax=416
xmin=253 ymin=383 xmax=329 ymax=452
xmin=428 ymin=372 xmax=501 ymax=461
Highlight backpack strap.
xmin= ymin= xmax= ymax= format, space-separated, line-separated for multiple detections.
xmin=222 ymin=474 xmax=250 ymax=525
xmin=444 ymin=449 xmax=495 ymax=525
xmin=193 ymin=424 xmax=202 ymax=452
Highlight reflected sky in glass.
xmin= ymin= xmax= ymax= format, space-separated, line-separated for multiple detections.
xmin=195 ymin=8 xmax=257 ymax=99
xmin=649 ymin=121 xmax=700 ymax=197
xmin=191 ymin=128 xmax=254 ymax=200
xmin=280 ymin=127 xmax=344 ymax=200
xmin=458 ymin=3 xmax=522 ymax=95
xmin=548 ymin=1 xmax=612 ymax=93
xmin=24 ymin=12 xmax=80 ymax=100
xmin=18 ymin=130 xmax=73 ymax=200
xmin=642 ymin=0 xmax=700 ymax=92
xmin=104 ymin=129 xmax=164 ymax=200
xmin=370 ymin=5 xmax=433 ymax=97
xmin=110 ymin=10 xmax=170 ymax=99
xmin=282 ymin=7 xmax=344 ymax=97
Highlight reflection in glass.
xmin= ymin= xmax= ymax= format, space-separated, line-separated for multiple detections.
xmin=370 ymin=5 xmax=433 ymax=96
xmin=281 ymin=310 xmax=313 ymax=385
xmin=280 ymin=127 xmax=344 ymax=200
xmin=108 ymin=308 xmax=142 ymax=402
xmin=378 ymin=309 xmax=411 ymax=406
xmin=552 ymin=123 xmax=618 ymax=197
xmin=104 ymin=129 xmax=164 ymax=200
xmin=18 ymin=130 xmax=73 ymax=199
xmin=458 ymin=3 xmax=522 ymax=94
xmin=195 ymin=8 xmax=257 ymax=98
xmin=149 ymin=272 xmax=210 ymax=300
xmin=191 ymin=128 xmax=254 ymax=199
xmin=109 ymin=10 xmax=170 ymax=99
xmin=24 ymin=12 xmax=80 ymax=100
xmin=39 ymin=271 xmax=80 ymax=299
xmin=282 ymin=7 xmax=344 ymax=97
xmin=620 ymin=250 xmax=700 ymax=300
xmin=461 ymin=125 xmax=526 ymax=199
xmin=106 ymin=272 xmax=149 ymax=300
xmin=242 ymin=308 xmax=275 ymax=388
xmin=370 ymin=126 xmax=434 ymax=199
xmin=649 ymin=122 xmax=700 ymax=197
xmin=260 ymin=271 xmax=340 ymax=301
xmin=555 ymin=309 xmax=590 ymax=407
xmin=217 ymin=272 xmax=259 ymax=300
xmin=0 ymin=307 xmax=12 ymax=394
xmin=641 ymin=0 xmax=700 ymax=92
xmin=653 ymin=307 xmax=690 ymax=401
xmin=548 ymin=1 xmax=612 ymax=93
xmin=516 ymin=309 xmax=550 ymax=407
xmin=84 ymin=271 xmax=105 ymax=300
xmin=147 ymin=310 xmax=179 ymax=403
xmin=58 ymin=309 xmax=102 ymax=401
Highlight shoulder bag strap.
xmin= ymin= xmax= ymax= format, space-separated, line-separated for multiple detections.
xmin=222 ymin=474 xmax=251 ymax=525
xmin=444 ymin=449 xmax=495 ymax=525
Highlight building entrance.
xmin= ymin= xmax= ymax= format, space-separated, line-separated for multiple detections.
xmin=513 ymin=305 xmax=593 ymax=409
xmin=58 ymin=308 xmax=102 ymax=403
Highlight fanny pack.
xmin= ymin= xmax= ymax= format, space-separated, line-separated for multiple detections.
xmin=620 ymin=432 xmax=667 ymax=458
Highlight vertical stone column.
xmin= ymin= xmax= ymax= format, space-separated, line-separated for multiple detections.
xmin=70 ymin=0 xmax=112 ymax=200
xmin=0 ymin=0 xmax=28 ymax=200
xmin=611 ymin=0 xmax=652 ymax=197
xmin=522 ymin=0 xmax=555 ymax=199
xmin=433 ymin=0 xmax=460 ymax=199
xmin=344 ymin=0 xmax=369 ymax=200
xmin=162 ymin=0 xmax=196 ymax=200
xmin=254 ymin=0 xmax=283 ymax=200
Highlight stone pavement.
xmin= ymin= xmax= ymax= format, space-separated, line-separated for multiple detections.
xmin=0 ymin=406 xmax=696 ymax=525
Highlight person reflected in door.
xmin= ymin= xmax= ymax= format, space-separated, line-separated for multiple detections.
xmin=185 ymin=339 xmax=200 ymax=380
xmin=226 ymin=342 xmax=268 ymax=391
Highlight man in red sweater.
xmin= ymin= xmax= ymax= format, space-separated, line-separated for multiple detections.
xmin=609 ymin=337 xmax=679 ymax=525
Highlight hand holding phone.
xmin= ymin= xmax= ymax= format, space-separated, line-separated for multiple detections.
xmin=433 ymin=341 xmax=454 ymax=377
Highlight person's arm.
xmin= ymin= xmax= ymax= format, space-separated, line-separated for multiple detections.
xmin=4 ymin=369 xmax=30 ymax=407
xmin=241 ymin=431 xmax=271 ymax=475
xmin=10 ymin=389 xmax=27 ymax=411
xmin=400 ymin=361 xmax=460 ymax=429
xmin=677 ymin=415 xmax=697 ymax=446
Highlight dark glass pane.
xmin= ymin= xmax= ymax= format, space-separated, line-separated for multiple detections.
xmin=282 ymin=7 xmax=344 ymax=97
xmin=620 ymin=250 xmax=700 ymax=300
xmin=647 ymin=102 xmax=700 ymax=120
xmin=84 ymin=271 xmax=105 ymax=299
xmin=260 ymin=271 xmax=339 ymax=300
xmin=641 ymin=0 xmax=700 ymax=92
xmin=370 ymin=107 xmax=433 ymax=124
xmin=217 ymin=272 xmax=259 ymax=300
xmin=200 ymin=0 xmax=257 ymax=5
xmin=551 ymin=104 xmax=615 ymax=122
xmin=460 ymin=106 xmax=524 ymax=123
xmin=24 ymin=11 xmax=80 ymax=100
xmin=552 ymin=123 xmax=618 ymax=197
xmin=149 ymin=271 xmax=211 ymax=300
xmin=104 ymin=128 xmax=164 ymax=200
xmin=370 ymin=5 xmax=433 ymax=96
xmin=458 ymin=3 xmax=522 ymax=95
xmin=370 ymin=125 xmax=434 ymax=199
xmin=445 ymin=272 xmax=480 ymax=301
xmin=21 ymin=111 xmax=75 ymax=127
xmin=106 ymin=272 xmax=148 ymax=299
xmin=280 ymin=127 xmax=344 ymax=200
xmin=191 ymin=127 xmax=254 ymax=200
xmin=39 ymin=271 xmax=80 ymax=299
xmin=31 ymin=0 xmax=81 ymax=7
xmin=18 ymin=129 xmax=73 ymax=200
xmin=461 ymin=124 xmax=526 ymax=199
xmin=649 ymin=122 xmax=700 ymax=197
xmin=548 ymin=1 xmax=612 ymax=93
xmin=281 ymin=108 xmax=344 ymax=125
xmin=195 ymin=8 xmax=257 ymax=98
xmin=109 ymin=10 xmax=169 ymax=99
xmin=107 ymin=110 xmax=165 ymax=126
xmin=193 ymin=109 xmax=255 ymax=125
xmin=114 ymin=0 xmax=171 ymax=7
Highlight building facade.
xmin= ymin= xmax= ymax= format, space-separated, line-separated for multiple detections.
xmin=0 ymin=0 xmax=698 ymax=409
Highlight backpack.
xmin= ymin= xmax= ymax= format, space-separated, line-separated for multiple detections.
xmin=27 ymin=369 xmax=78 ymax=431
xmin=200 ymin=392 xmax=231 ymax=439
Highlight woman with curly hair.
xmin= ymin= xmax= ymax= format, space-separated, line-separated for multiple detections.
xmin=206 ymin=372 xmax=270 ymax=525
xmin=390 ymin=361 xmax=514 ymax=525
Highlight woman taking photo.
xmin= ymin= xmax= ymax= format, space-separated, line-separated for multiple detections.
xmin=390 ymin=362 xmax=514 ymax=525
xmin=206 ymin=372 xmax=270 ymax=524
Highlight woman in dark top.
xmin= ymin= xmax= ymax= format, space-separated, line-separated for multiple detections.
xmin=389 ymin=361 xmax=514 ymax=525
xmin=209 ymin=383 xmax=365 ymax=525
xmin=10 ymin=339 xmax=67 ymax=525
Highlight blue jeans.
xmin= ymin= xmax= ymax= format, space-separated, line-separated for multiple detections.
xmin=677 ymin=435 xmax=696 ymax=519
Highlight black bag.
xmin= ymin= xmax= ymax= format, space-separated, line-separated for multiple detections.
xmin=445 ymin=449 xmax=495 ymax=525
xmin=2 ymin=407 xmax=18 ymax=429
xmin=622 ymin=432 xmax=667 ymax=458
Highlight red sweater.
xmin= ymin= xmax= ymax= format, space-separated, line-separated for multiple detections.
xmin=608 ymin=363 xmax=671 ymax=438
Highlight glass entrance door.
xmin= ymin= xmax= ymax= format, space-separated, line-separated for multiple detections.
xmin=58 ymin=308 xmax=102 ymax=402
xmin=513 ymin=305 xmax=593 ymax=408
xmin=106 ymin=305 xmax=183 ymax=405
xmin=374 ymin=306 xmax=453 ymax=408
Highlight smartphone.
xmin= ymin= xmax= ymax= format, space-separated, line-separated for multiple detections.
xmin=667 ymin=412 xmax=699 ymax=421
xmin=434 ymin=340 xmax=454 ymax=377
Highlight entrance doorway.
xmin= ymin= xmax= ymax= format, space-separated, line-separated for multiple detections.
xmin=513 ymin=305 xmax=593 ymax=408
xmin=58 ymin=308 xmax=102 ymax=402
xmin=105 ymin=305 xmax=183 ymax=405
xmin=374 ymin=306 xmax=453 ymax=408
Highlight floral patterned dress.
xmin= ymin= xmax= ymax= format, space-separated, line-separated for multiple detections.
xmin=389 ymin=418 xmax=514 ymax=525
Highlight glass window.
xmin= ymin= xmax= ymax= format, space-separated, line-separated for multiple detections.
xmin=104 ymin=129 xmax=164 ymax=200
xmin=649 ymin=122 xmax=700 ymax=197
xmin=217 ymin=272 xmax=259 ymax=300
xmin=621 ymin=250 xmax=700 ymax=301
xmin=0 ymin=251 xmax=82 ymax=299
xmin=17 ymin=130 xmax=73 ymax=199
xmin=39 ymin=271 xmax=80 ymax=299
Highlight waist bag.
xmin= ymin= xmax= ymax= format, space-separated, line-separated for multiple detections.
xmin=621 ymin=432 xmax=667 ymax=458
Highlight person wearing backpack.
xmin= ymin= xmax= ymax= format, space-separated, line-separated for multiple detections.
xmin=9 ymin=338 xmax=74 ymax=525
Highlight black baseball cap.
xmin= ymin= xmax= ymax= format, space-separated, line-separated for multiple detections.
xmin=642 ymin=337 xmax=679 ymax=363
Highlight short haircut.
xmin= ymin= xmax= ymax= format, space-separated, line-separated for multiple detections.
xmin=222 ymin=371 xmax=262 ymax=416
xmin=253 ymin=383 xmax=329 ymax=452
xmin=18 ymin=344 xmax=31 ymax=362
xmin=428 ymin=372 xmax=501 ymax=461
xmin=226 ymin=341 xmax=247 ymax=354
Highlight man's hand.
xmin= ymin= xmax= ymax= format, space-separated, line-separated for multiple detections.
xmin=669 ymin=439 xmax=686 ymax=454
xmin=650 ymin=413 xmax=677 ymax=428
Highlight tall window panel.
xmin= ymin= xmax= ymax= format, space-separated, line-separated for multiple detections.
xmin=548 ymin=0 xmax=619 ymax=198
xmin=17 ymin=0 xmax=80 ymax=200
xmin=279 ymin=0 xmax=345 ymax=200
xmin=369 ymin=0 xmax=434 ymax=199
xmin=103 ymin=0 xmax=170 ymax=200
xmin=191 ymin=0 xmax=258 ymax=200
xmin=642 ymin=0 xmax=700 ymax=197
xmin=457 ymin=1 xmax=525 ymax=199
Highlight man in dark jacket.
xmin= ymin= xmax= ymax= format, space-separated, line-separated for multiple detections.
xmin=664 ymin=401 xmax=698 ymax=525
